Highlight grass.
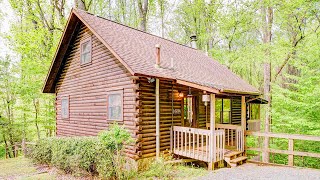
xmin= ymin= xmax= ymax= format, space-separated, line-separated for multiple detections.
xmin=0 ymin=157 xmax=55 ymax=180
xmin=0 ymin=156 xmax=207 ymax=180
xmin=0 ymin=157 xmax=37 ymax=177
xmin=137 ymin=158 xmax=208 ymax=179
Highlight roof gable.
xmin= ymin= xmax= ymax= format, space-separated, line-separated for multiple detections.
xmin=43 ymin=9 xmax=260 ymax=95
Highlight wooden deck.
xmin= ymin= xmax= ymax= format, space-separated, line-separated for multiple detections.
xmin=171 ymin=125 xmax=247 ymax=168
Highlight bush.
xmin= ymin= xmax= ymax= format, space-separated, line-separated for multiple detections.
xmin=29 ymin=123 xmax=136 ymax=179
xmin=29 ymin=138 xmax=53 ymax=164
xmin=97 ymin=123 xmax=136 ymax=179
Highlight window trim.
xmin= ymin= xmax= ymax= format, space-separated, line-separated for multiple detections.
xmin=80 ymin=37 xmax=92 ymax=65
xmin=61 ymin=96 xmax=70 ymax=119
xmin=106 ymin=90 xmax=124 ymax=121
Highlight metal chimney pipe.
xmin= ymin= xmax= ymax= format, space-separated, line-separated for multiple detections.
xmin=155 ymin=44 xmax=161 ymax=68
xmin=190 ymin=35 xmax=197 ymax=49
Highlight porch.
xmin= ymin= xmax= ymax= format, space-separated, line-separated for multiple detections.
xmin=166 ymin=93 xmax=262 ymax=169
xmin=170 ymin=124 xmax=246 ymax=168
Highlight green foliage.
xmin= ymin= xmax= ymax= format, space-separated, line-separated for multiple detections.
xmin=139 ymin=158 xmax=174 ymax=179
xmin=97 ymin=123 xmax=136 ymax=179
xmin=29 ymin=138 xmax=53 ymax=164
xmin=29 ymin=124 xmax=137 ymax=179
xmin=0 ymin=144 xmax=5 ymax=159
xmin=98 ymin=123 xmax=133 ymax=151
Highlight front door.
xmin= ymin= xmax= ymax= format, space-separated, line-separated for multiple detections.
xmin=183 ymin=96 xmax=198 ymax=128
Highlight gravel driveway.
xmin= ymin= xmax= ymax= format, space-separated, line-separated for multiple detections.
xmin=197 ymin=163 xmax=320 ymax=180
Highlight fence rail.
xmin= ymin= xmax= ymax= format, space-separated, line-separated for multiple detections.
xmin=246 ymin=131 xmax=320 ymax=166
xmin=4 ymin=140 xmax=35 ymax=158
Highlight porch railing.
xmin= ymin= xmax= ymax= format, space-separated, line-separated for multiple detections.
xmin=216 ymin=124 xmax=244 ymax=152
xmin=171 ymin=126 xmax=225 ymax=163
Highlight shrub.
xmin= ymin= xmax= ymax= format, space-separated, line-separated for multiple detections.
xmin=139 ymin=157 xmax=175 ymax=179
xmin=98 ymin=123 xmax=133 ymax=151
xmin=29 ymin=138 xmax=53 ymax=164
xmin=29 ymin=123 xmax=136 ymax=179
xmin=97 ymin=123 xmax=136 ymax=179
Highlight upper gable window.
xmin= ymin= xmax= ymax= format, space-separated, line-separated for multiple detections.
xmin=80 ymin=37 xmax=92 ymax=65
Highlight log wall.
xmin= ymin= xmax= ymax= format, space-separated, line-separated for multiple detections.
xmin=55 ymin=23 xmax=139 ymax=159
xmin=136 ymin=78 xmax=210 ymax=159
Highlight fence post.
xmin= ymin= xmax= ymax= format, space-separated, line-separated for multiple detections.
xmin=5 ymin=145 xmax=8 ymax=159
xmin=288 ymin=139 xmax=294 ymax=166
xmin=14 ymin=143 xmax=18 ymax=157
xmin=22 ymin=139 xmax=27 ymax=157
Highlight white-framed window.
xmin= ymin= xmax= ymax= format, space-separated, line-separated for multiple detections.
xmin=107 ymin=90 xmax=123 ymax=121
xmin=80 ymin=37 xmax=92 ymax=65
xmin=61 ymin=96 xmax=69 ymax=119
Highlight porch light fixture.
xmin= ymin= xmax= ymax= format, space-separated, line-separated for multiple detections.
xmin=178 ymin=91 xmax=184 ymax=98
xmin=202 ymin=91 xmax=210 ymax=106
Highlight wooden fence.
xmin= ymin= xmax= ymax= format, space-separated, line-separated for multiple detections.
xmin=4 ymin=140 xmax=35 ymax=158
xmin=246 ymin=131 xmax=320 ymax=166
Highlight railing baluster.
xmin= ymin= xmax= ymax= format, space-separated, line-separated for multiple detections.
xmin=201 ymin=134 xmax=204 ymax=160
xmin=189 ymin=130 xmax=191 ymax=156
xmin=206 ymin=134 xmax=209 ymax=161
xmin=173 ymin=128 xmax=176 ymax=153
xmin=177 ymin=130 xmax=180 ymax=153
xmin=193 ymin=131 xmax=195 ymax=159
xmin=197 ymin=131 xmax=199 ymax=160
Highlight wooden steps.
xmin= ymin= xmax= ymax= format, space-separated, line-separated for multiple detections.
xmin=224 ymin=150 xmax=247 ymax=168
xmin=230 ymin=156 xmax=247 ymax=163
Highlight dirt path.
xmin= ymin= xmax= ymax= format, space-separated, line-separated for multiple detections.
xmin=197 ymin=163 xmax=320 ymax=180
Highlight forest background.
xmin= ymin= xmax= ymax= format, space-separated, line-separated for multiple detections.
xmin=0 ymin=0 xmax=319 ymax=167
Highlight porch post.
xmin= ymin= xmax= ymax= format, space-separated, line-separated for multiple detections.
xmin=156 ymin=78 xmax=160 ymax=159
xmin=209 ymin=93 xmax=215 ymax=170
xmin=241 ymin=96 xmax=246 ymax=130
xmin=241 ymin=96 xmax=246 ymax=152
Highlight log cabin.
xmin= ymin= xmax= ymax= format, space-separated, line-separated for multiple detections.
xmin=43 ymin=9 xmax=267 ymax=170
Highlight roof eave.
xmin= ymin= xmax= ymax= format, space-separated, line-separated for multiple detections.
xmin=42 ymin=9 xmax=76 ymax=93
xmin=220 ymin=89 xmax=261 ymax=96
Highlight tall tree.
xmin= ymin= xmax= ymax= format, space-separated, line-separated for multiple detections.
xmin=261 ymin=1 xmax=273 ymax=163
xmin=137 ymin=0 xmax=148 ymax=31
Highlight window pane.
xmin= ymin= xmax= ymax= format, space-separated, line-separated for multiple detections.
xmin=250 ymin=104 xmax=259 ymax=120
xmin=184 ymin=98 xmax=188 ymax=120
xmin=82 ymin=41 xmax=91 ymax=53
xmin=108 ymin=93 xmax=122 ymax=120
xmin=81 ymin=40 xmax=91 ymax=64
xmin=215 ymin=99 xmax=222 ymax=122
xmin=61 ymin=99 xmax=69 ymax=118
xmin=223 ymin=99 xmax=230 ymax=111
xmin=109 ymin=94 xmax=121 ymax=106
xmin=81 ymin=53 xmax=91 ymax=64
xmin=223 ymin=111 xmax=230 ymax=123
xmin=109 ymin=106 xmax=121 ymax=120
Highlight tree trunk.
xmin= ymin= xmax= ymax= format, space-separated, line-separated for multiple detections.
xmin=138 ymin=0 xmax=148 ymax=31
xmin=74 ymin=0 xmax=86 ymax=10
xmin=262 ymin=5 xmax=273 ymax=163
xmin=33 ymin=98 xmax=41 ymax=140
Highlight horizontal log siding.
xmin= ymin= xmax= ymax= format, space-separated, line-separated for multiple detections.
xmin=231 ymin=97 xmax=241 ymax=125
xmin=55 ymin=24 xmax=138 ymax=159
xmin=136 ymin=78 xmax=209 ymax=159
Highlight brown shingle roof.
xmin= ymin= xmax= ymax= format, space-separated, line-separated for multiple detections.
xmin=43 ymin=9 xmax=260 ymax=95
